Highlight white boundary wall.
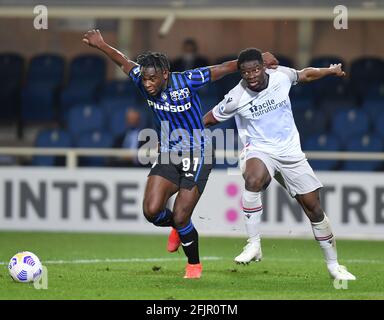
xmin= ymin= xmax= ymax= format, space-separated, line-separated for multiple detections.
xmin=0 ymin=168 xmax=383 ymax=239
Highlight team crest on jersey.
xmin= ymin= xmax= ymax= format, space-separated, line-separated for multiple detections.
xmin=170 ymin=88 xmax=191 ymax=101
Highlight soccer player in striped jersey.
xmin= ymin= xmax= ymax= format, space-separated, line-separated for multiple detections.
xmin=83 ymin=30 xmax=278 ymax=278
xmin=204 ymin=48 xmax=356 ymax=281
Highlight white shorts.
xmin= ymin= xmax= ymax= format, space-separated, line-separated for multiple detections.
xmin=239 ymin=147 xmax=323 ymax=197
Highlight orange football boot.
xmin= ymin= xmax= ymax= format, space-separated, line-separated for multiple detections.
xmin=184 ymin=263 xmax=202 ymax=279
xmin=167 ymin=228 xmax=181 ymax=252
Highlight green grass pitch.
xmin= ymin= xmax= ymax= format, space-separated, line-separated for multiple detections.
xmin=0 ymin=231 xmax=383 ymax=300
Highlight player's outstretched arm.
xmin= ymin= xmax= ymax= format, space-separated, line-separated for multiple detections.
xmin=82 ymin=29 xmax=137 ymax=75
xmin=209 ymin=52 xmax=279 ymax=82
xmin=209 ymin=60 xmax=238 ymax=82
xmin=297 ymin=63 xmax=346 ymax=83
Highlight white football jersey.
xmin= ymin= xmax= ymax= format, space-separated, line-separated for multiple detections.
xmin=212 ymin=66 xmax=305 ymax=159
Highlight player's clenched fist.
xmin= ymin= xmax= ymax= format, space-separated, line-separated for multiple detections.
xmin=82 ymin=29 xmax=105 ymax=49
xmin=329 ymin=63 xmax=346 ymax=77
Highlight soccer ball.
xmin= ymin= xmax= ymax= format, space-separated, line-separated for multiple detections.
xmin=8 ymin=251 xmax=43 ymax=283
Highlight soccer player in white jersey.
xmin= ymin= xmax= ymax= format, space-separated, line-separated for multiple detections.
xmin=203 ymin=48 xmax=356 ymax=281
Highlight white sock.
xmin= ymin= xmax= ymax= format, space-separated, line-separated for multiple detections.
xmin=242 ymin=190 xmax=263 ymax=243
xmin=311 ymin=214 xmax=338 ymax=268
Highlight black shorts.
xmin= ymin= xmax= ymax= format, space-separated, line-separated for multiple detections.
xmin=148 ymin=151 xmax=213 ymax=195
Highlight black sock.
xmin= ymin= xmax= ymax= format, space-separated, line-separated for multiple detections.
xmin=177 ymin=221 xmax=199 ymax=264
xmin=152 ymin=208 xmax=174 ymax=227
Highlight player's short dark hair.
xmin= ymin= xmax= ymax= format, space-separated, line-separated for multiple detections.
xmin=136 ymin=51 xmax=170 ymax=72
xmin=237 ymin=48 xmax=263 ymax=69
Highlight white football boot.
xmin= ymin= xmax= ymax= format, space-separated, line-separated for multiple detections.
xmin=328 ymin=264 xmax=356 ymax=280
xmin=234 ymin=239 xmax=262 ymax=264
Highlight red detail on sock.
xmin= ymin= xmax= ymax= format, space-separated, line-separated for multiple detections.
xmin=315 ymin=234 xmax=334 ymax=241
xmin=242 ymin=205 xmax=263 ymax=212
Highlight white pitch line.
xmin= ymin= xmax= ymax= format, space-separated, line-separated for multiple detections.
xmin=1 ymin=256 xmax=383 ymax=266
xmin=264 ymin=257 xmax=384 ymax=265
xmin=0 ymin=256 xmax=221 ymax=265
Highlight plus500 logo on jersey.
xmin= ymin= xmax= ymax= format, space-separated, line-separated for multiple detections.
xmin=147 ymin=100 xmax=192 ymax=112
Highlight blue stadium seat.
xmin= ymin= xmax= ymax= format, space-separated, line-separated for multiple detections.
xmin=108 ymin=107 xmax=129 ymax=139
xmin=0 ymin=53 xmax=24 ymax=120
xmin=350 ymin=57 xmax=384 ymax=99
xmin=362 ymin=99 xmax=383 ymax=121
xmin=21 ymin=55 xmax=65 ymax=122
xmin=363 ymin=82 xmax=384 ymax=100
xmin=320 ymin=97 xmax=358 ymax=119
xmin=32 ymin=129 xmax=72 ymax=166
xmin=99 ymin=97 xmax=140 ymax=116
xmin=291 ymin=97 xmax=313 ymax=113
xmin=341 ymin=134 xmax=383 ymax=171
xmin=304 ymin=133 xmax=341 ymax=170
xmin=69 ymin=54 xmax=106 ymax=83
xmin=294 ymin=108 xmax=328 ymax=139
xmin=67 ymin=105 xmax=105 ymax=138
xmin=290 ymin=82 xmax=316 ymax=102
xmin=100 ymin=79 xmax=141 ymax=106
xmin=331 ymin=109 xmax=370 ymax=144
xmin=60 ymin=82 xmax=98 ymax=112
xmin=60 ymin=54 xmax=106 ymax=113
xmin=314 ymin=77 xmax=349 ymax=101
xmin=304 ymin=57 xmax=349 ymax=104
xmin=26 ymin=54 xmax=64 ymax=86
xmin=373 ymin=112 xmax=384 ymax=139
xmin=100 ymin=98 xmax=151 ymax=130
xmin=77 ymin=131 xmax=114 ymax=166
xmin=21 ymin=85 xmax=57 ymax=121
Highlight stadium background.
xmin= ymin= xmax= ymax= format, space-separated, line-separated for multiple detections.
xmin=0 ymin=0 xmax=383 ymax=300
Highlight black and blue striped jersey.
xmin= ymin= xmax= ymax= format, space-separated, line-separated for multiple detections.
xmin=129 ymin=66 xmax=211 ymax=152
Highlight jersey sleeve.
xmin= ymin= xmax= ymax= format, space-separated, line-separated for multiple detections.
xmin=277 ymin=66 xmax=299 ymax=85
xmin=183 ymin=67 xmax=211 ymax=91
xmin=128 ymin=65 xmax=142 ymax=86
xmin=212 ymin=93 xmax=240 ymax=122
